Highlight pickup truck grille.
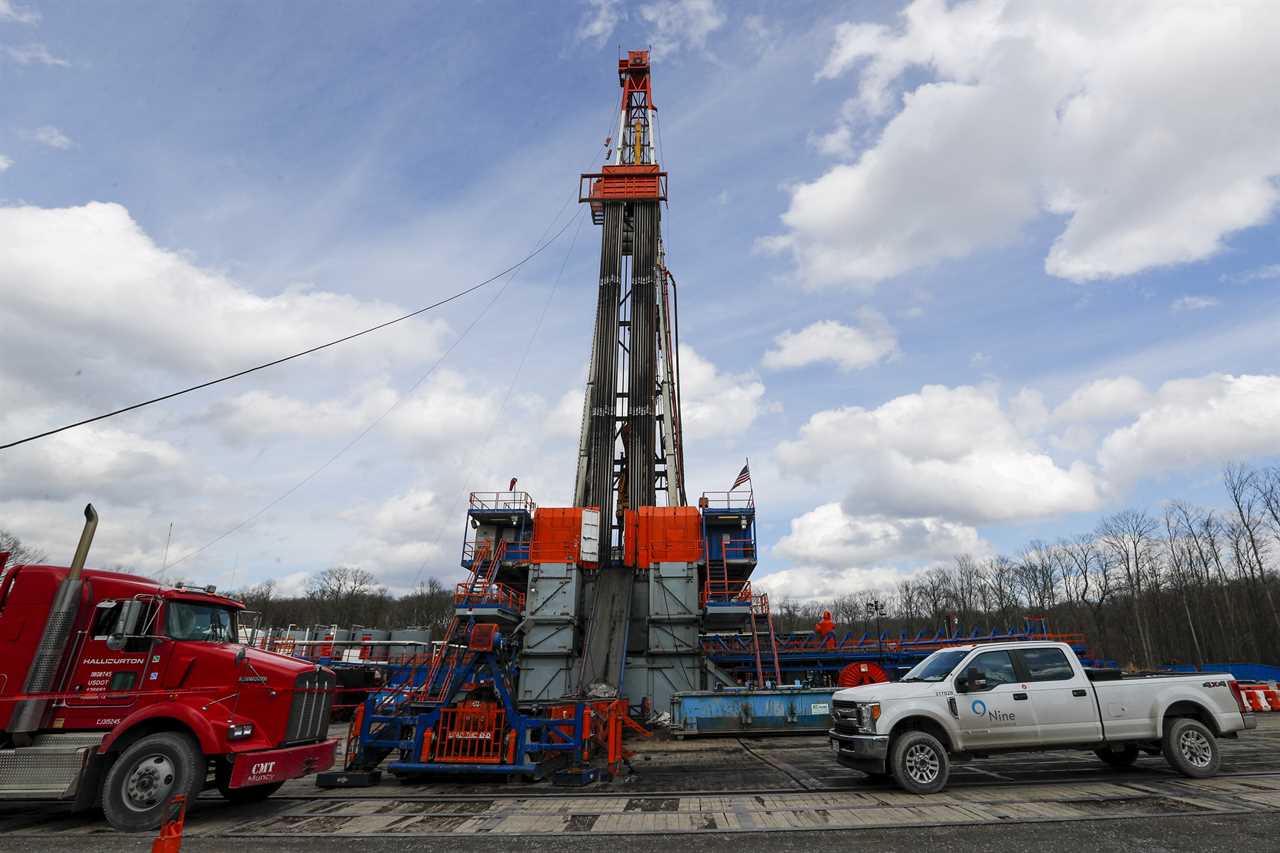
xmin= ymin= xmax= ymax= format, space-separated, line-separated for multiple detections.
xmin=831 ymin=699 xmax=866 ymax=734
xmin=285 ymin=669 xmax=335 ymax=744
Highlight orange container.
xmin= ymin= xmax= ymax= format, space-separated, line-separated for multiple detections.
xmin=530 ymin=507 xmax=585 ymax=564
xmin=623 ymin=510 xmax=639 ymax=567
xmin=636 ymin=506 xmax=702 ymax=566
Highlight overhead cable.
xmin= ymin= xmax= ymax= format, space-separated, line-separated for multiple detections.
xmin=0 ymin=212 xmax=579 ymax=452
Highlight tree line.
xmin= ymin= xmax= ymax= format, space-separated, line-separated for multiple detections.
xmin=769 ymin=463 xmax=1280 ymax=669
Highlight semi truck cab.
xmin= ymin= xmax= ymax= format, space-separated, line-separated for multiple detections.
xmin=0 ymin=506 xmax=337 ymax=831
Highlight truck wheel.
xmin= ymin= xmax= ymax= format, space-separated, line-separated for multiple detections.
xmin=1094 ymin=743 xmax=1139 ymax=768
xmin=1162 ymin=718 xmax=1220 ymax=778
xmin=215 ymin=761 xmax=286 ymax=803
xmin=102 ymin=732 xmax=204 ymax=832
xmin=890 ymin=731 xmax=949 ymax=795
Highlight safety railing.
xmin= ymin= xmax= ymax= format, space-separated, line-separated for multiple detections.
xmin=702 ymin=578 xmax=753 ymax=607
xmin=719 ymin=536 xmax=756 ymax=561
xmin=461 ymin=539 xmax=529 ymax=564
xmin=454 ymin=581 xmax=526 ymax=612
xmin=700 ymin=490 xmax=754 ymax=510
xmin=468 ymin=491 xmax=537 ymax=514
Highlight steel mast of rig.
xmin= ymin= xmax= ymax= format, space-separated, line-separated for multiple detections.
xmin=568 ymin=51 xmax=690 ymax=697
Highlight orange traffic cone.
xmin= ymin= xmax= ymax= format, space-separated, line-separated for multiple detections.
xmin=151 ymin=794 xmax=187 ymax=853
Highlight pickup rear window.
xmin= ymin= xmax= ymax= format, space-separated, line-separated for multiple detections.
xmin=1018 ymin=647 xmax=1075 ymax=681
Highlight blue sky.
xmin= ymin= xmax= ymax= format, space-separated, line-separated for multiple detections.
xmin=2 ymin=0 xmax=1278 ymax=601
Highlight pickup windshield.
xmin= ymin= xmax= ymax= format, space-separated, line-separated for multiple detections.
xmin=165 ymin=601 xmax=237 ymax=642
xmin=900 ymin=649 xmax=968 ymax=682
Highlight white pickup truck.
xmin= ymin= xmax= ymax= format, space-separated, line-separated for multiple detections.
xmin=829 ymin=641 xmax=1256 ymax=794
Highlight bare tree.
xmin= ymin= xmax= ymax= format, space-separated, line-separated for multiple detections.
xmin=1098 ymin=510 xmax=1158 ymax=668
xmin=0 ymin=529 xmax=47 ymax=568
xmin=1225 ymin=464 xmax=1280 ymax=639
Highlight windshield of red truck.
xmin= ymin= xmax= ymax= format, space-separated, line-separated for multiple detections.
xmin=900 ymin=649 xmax=968 ymax=683
xmin=165 ymin=601 xmax=236 ymax=642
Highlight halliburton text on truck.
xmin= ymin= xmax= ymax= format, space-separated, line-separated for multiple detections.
xmin=0 ymin=505 xmax=338 ymax=831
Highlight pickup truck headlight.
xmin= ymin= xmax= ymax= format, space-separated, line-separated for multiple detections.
xmin=849 ymin=702 xmax=881 ymax=733
xmin=228 ymin=723 xmax=254 ymax=740
xmin=834 ymin=701 xmax=881 ymax=733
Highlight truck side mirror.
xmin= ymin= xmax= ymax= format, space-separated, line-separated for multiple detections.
xmin=113 ymin=599 xmax=144 ymax=637
xmin=955 ymin=676 xmax=969 ymax=693
xmin=106 ymin=632 xmax=127 ymax=651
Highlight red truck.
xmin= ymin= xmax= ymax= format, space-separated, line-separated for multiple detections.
xmin=0 ymin=506 xmax=337 ymax=831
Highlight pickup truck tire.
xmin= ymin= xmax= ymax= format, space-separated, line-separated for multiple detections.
xmin=889 ymin=730 xmax=949 ymax=794
xmin=102 ymin=732 xmax=204 ymax=832
xmin=1162 ymin=718 xmax=1220 ymax=778
xmin=1094 ymin=743 xmax=1139 ymax=768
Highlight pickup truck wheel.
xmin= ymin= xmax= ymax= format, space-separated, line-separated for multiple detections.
xmin=1094 ymin=744 xmax=1139 ymax=768
xmin=890 ymin=731 xmax=949 ymax=794
xmin=1162 ymin=718 xmax=1220 ymax=778
xmin=102 ymin=732 xmax=204 ymax=832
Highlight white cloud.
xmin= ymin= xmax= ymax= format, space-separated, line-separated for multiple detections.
xmin=545 ymin=388 xmax=584 ymax=439
xmin=0 ymin=424 xmax=187 ymax=503
xmin=1171 ymin=295 xmax=1220 ymax=312
xmin=197 ymin=383 xmax=400 ymax=447
xmin=765 ymin=1 xmax=1280 ymax=287
xmin=811 ymin=125 xmax=854 ymax=159
xmin=575 ymin=0 xmax=622 ymax=46
xmin=574 ymin=0 xmax=725 ymax=59
xmin=777 ymin=383 xmax=1101 ymax=523
xmin=0 ymin=203 xmax=447 ymax=386
xmin=4 ymin=44 xmax=68 ymax=66
xmin=1052 ymin=376 xmax=1151 ymax=423
xmin=776 ymin=502 xmax=988 ymax=568
xmin=639 ymin=0 xmax=726 ymax=60
xmin=1223 ymin=263 xmax=1280 ymax=283
xmin=0 ymin=154 xmax=11 ymax=173
xmin=28 ymin=125 xmax=73 ymax=150
xmin=1098 ymin=374 xmax=1280 ymax=485
xmin=0 ymin=0 xmax=39 ymax=24
xmin=763 ymin=307 xmax=896 ymax=373
xmin=754 ymin=564 xmax=907 ymax=603
xmin=678 ymin=343 xmax=768 ymax=439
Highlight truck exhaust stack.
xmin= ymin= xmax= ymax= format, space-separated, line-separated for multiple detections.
xmin=9 ymin=504 xmax=98 ymax=737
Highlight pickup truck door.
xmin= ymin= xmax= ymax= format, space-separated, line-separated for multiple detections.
xmin=955 ymin=649 xmax=1040 ymax=749
xmin=1013 ymin=646 xmax=1103 ymax=746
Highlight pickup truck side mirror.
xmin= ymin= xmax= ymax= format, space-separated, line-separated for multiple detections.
xmin=106 ymin=632 xmax=127 ymax=651
xmin=955 ymin=676 xmax=969 ymax=693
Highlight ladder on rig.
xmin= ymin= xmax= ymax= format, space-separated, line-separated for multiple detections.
xmin=748 ymin=593 xmax=782 ymax=687
xmin=420 ymin=541 xmax=508 ymax=704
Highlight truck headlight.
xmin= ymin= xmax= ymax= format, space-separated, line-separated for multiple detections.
xmin=228 ymin=723 xmax=254 ymax=740
xmin=856 ymin=702 xmax=881 ymax=733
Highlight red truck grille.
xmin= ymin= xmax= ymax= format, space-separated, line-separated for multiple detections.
xmin=285 ymin=669 xmax=335 ymax=744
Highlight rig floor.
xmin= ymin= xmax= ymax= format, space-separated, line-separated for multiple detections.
xmin=4 ymin=715 xmax=1280 ymax=851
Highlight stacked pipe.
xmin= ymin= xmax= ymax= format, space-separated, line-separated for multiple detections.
xmin=626 ymin=201 xmax=659 ymax=511
xmin=584 ymin=202 xmax=624 ymax=533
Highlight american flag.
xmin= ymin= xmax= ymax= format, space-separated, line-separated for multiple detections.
xmin=731 ymin=461 xmax=751 ymax=490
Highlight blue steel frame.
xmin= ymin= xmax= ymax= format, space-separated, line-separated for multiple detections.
xmin=350 ymin=645 xmax=591 ymax=777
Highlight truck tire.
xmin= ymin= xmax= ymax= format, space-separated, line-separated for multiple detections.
xmin=889 ymin=730 xmax=949 ymax=795
xmin=1094 ymin=743 xmax=1139 ymax=768
xmin=1162 ymin=717 xmax=1220 ymax=778
xmin=102 ymin=732 xmax=204 ymax=832
xmin=214 ymin=761 xmax=286 ymax=803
